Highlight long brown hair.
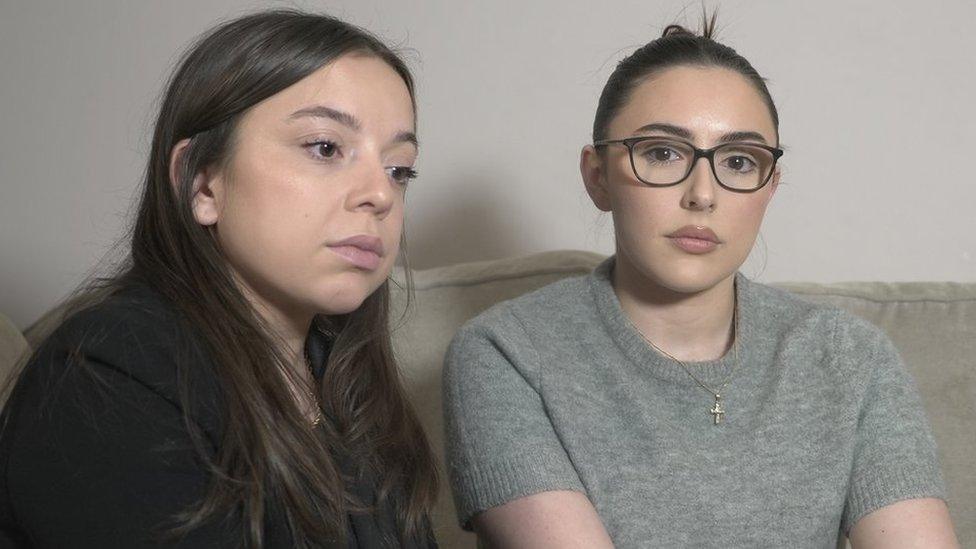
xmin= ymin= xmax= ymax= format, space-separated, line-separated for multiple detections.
xmin=22 ymin=9 xmax=437 ymax=547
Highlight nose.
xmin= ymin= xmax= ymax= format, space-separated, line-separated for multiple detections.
xmin=346 ymin=158 xmax=395 ymax=218
xmin=680 ymin=156 xmax=717 ymax=212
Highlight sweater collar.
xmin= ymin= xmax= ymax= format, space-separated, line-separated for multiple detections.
xmin=587 ymin=256 xmax=758 ymax=388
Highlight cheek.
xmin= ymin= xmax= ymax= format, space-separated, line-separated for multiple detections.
xmin=729 ymin=193 xmax=772 ymax=234
xmin=378 ymin=202 xmax=405 ymax=268
xmin=720 ymin=194 xmax=773 ymax=262
xmin=221 ymin=178 xmax=324 ymax=255
xmin=605 ymin=158 xmax=677 ymax=228
xmin=609 ymin=185 xmax=678 ymax=235
xmin=214 ymin=168 xmax=347 ymax=305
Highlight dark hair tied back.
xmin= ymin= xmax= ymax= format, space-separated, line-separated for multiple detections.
xmin=661 ymin=9 xmax=717 ymax=39
xmin=661 ymin=24 xmax=694 ymax=38
xmin=592 ymin=10 xmax=777 ymax=142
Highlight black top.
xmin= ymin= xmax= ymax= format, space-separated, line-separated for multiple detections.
xmin=0 ymin=282 xmax=436 ymax=548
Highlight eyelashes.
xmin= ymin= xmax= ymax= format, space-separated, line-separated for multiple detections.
xmin=303 ymin=139 xmax=341 ymax=161
xmin=387 ymin=166 xmax=418 ymax=186
xmin=302 ymin=139 xmax=417 ymax=186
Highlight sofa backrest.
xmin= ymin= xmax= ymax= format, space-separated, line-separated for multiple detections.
xmin=391 ymin=251 xmax=976 ymax=547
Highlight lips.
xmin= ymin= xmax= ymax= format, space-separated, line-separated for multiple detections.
xmin=327 ymin=235 xmax=384 ymax=270
xmin=665 ymin=225 xmax=722 ymax=255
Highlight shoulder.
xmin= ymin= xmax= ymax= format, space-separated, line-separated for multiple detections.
xmin=742 ymin=276 xmax=896 ymax=380
xmin=746 ymin=276 xmax=889 ymax=341
xmin=0 ymin=285 xmax=234 ymax=544
xmin=445 ymin=273 xmax=590 ymax=385
xmin=22 ymin=282 xmax=220 ymax=425
xmin=44 ymin=284 xmax=191 ymax=372
xmin=456 ymin=273 xmax=591 ymax=340
xmin=741 ymin=275 xmax=830 ymax=325
xmin=52 ymin=284 xmax=184 ymax=357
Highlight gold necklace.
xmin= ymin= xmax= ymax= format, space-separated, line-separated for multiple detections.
xmin=307 ymin=388 xmax=324 ymax=427
xmin=302 ymin=356 xmax=325 ymax=427
xmin=628 ymin=293 xmax=739 ymax=425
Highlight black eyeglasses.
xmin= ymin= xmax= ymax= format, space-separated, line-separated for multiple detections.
xmin=593 ymin=137 xmax=784 ymax=193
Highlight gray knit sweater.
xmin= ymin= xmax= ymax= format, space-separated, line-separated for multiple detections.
xmin=443 ymin=258 xmax=946 ymax=548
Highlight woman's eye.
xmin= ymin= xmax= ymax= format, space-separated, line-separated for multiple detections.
xmin=387 ymin=166 xmax=418 ymax=186
xmin=304 ymin=140 xmax=341 ymax=160
xmin=724 ymin=155 xmax=757 ymax=172
xmin=644 ymin=147 xmax=682 ymax=163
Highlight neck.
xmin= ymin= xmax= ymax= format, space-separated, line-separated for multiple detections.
xmin=229 ymin=272 xmax=323 ymax=424
xmin=231 ymin=274 xmax=314 ymax=381
xmin=612 ymin=255 xmax=736 ymax=362
xmin=259 ymin=305 xmax=313 ymax=379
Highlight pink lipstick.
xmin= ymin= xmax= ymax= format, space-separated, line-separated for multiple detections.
xmin=666 ymin=225 xmax=722 ymax=255
xmin=328 ymin=235 xmax=384 ymax=270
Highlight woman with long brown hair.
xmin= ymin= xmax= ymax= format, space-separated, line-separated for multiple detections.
xmin=0 ymin=10 xmax=437 ymax=548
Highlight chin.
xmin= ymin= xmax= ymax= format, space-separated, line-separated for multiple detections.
xmin=314 ymin=295 xmax=368 ymax=316
xmin=655 ymin=270 xmax=729 ymax=295
xmin=624 ymin=247 xmax=736 ymax=296
xmin=309 ymin=273 xmax=385 ymax=315
xmin=672 ymin=253 xmax=742 ymax=291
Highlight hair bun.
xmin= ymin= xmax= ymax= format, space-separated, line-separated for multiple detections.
xmin=661 ymin=10 xmax=718 ymax=39
xmin=661 ymin=24 xmax=694 ymax=38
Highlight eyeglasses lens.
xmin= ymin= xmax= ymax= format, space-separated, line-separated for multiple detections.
xmin=630 ymin=140 xmax=774 ymax=190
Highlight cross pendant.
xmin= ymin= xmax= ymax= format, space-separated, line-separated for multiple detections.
xmin=710 ymin=394 xmax=725 ymax=425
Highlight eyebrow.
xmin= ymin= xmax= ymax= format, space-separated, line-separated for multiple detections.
xmin=634 ymin=123 xmax=769 ymax=145
xmin=634 ymin=123 xmax=693 ymax=140
xmin=288 ymin=105 xmax=418 ymax=148
xmin=717 ymin=130 xmax=768 ymax=145
xmin=396 ymin=132 xmax=419 ymax=148
xmin=290 ymin=105 xmax=361 ymax=130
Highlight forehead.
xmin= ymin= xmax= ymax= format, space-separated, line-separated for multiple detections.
xmin=609 ymin=65 xmax=777 ymax=143
xmin=242 ymin=53 xmax=415 ymax=132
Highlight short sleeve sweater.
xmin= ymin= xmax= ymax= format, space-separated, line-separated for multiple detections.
xmin=442 ymin=258 xmax=946 ymax=547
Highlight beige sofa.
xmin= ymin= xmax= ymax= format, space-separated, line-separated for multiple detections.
xmin=3 ymin=250 xmax=974 ymax=546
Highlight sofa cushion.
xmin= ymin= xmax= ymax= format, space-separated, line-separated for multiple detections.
xmin=391 ymin=251 xmax=975 ymax=547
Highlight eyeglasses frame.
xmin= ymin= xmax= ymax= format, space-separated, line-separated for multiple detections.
xmin=593 ymin=136 xmax=784 ymax=193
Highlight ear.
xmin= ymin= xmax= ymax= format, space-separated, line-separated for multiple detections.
xmin=580 ymin=145 xmax=612 ymax=212
xmin=169 ymin=138 xmax=222 ymax=226
xmin=763 ymin=167 xmax=781 ymax=206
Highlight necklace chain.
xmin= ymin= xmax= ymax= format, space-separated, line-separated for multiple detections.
xmin=307 ymin=387 xmax=324 ymax=427
xmin=302 ymin=355 xmax=325 ymax=427
xmin=627 ymin=291 xmax=740 ymax=424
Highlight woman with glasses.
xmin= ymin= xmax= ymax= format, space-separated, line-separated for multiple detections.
xmin=0 ymin=10 xmax=437 ymax=548
xmin=443 ymin=16 xmax=958 ymax=548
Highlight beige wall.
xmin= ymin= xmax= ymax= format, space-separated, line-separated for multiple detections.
xmin=1 ymin=0 xmax=974 ymax=328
